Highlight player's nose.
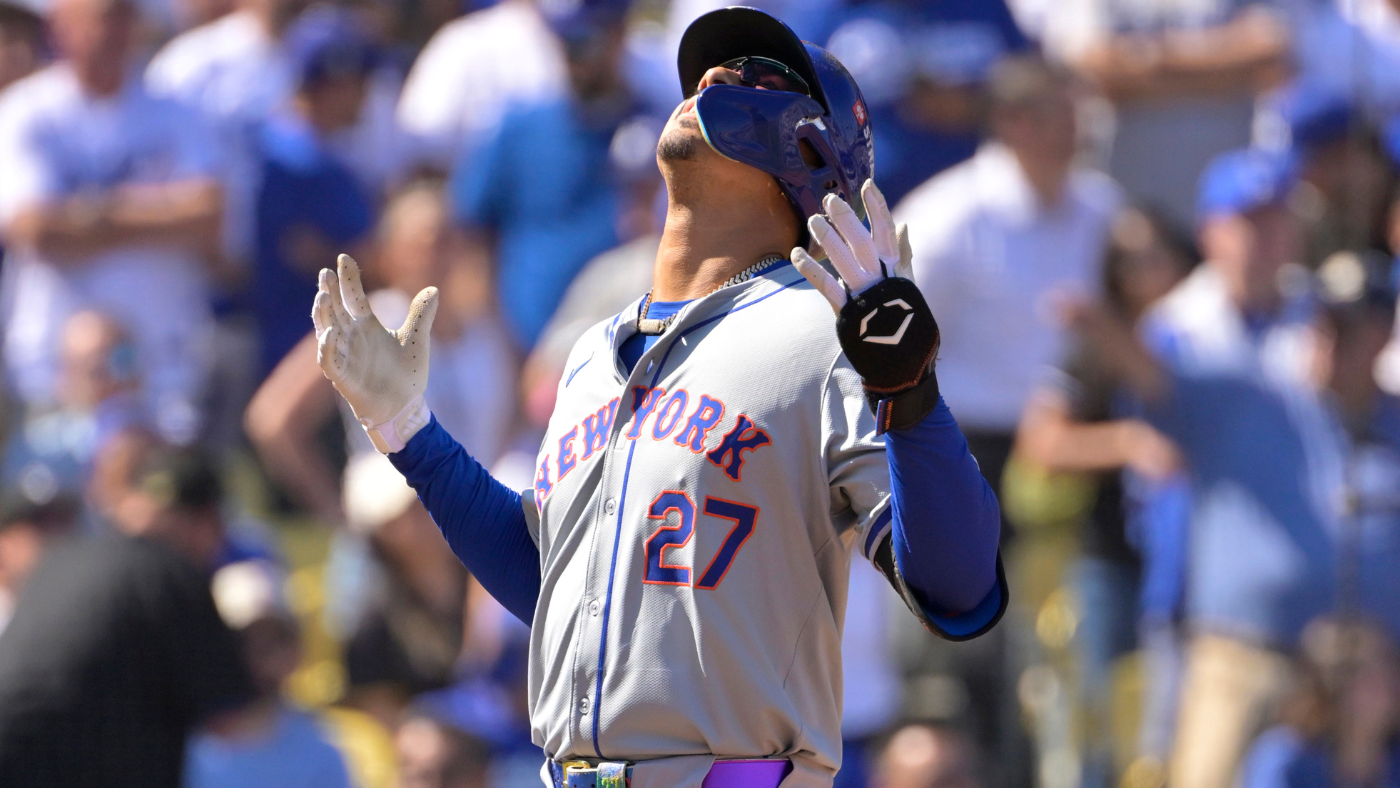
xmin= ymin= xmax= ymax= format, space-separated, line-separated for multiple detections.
xmin=697 ymin=66 xmax=744 ymax=92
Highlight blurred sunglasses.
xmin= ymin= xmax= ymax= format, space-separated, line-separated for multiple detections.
xmin=717 ymin=56 xmax=811 ymax=96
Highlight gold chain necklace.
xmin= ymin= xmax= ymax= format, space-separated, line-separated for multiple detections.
xmin=636 ymin=254 xmax=785 ymax=335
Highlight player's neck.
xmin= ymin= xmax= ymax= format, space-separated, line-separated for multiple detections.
xmin=652 ymin=189 xmax=795 ymax=302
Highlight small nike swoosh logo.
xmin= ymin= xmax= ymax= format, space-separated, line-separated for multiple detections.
xmin=566 ymin=356 xmax=592 ymax=386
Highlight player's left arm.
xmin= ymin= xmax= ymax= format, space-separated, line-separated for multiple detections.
xmin=795 ymin=180 xmax=1006 ymax=640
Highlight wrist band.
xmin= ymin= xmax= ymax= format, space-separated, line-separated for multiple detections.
xmin=360 ymin=395 xmax=430 ymax=454
xmin=867 ymin=367 xmax=939 ymax=436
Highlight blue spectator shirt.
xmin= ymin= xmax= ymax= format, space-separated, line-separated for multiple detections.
xmin=1243 ymin=725 xmax=1400 ymax=788
xmin=253 ymin=114 xmax=374 ymax=377
xmin=184 ymin=706 xmax=353 ymax=788
xmin=1335 ymin=394 xmax=1400 ymax=636
xmin=824 ymin=0 xmax=1030 ymax=206
xmin=450 ymin=98 xmax=629 ymax=348
xmin=1141 ymin=266 xmax=1342 ymax=647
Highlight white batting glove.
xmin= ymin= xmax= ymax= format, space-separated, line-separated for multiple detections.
xmin=312 ymin=253 xmax=438 ymax=454
xmin=791 ymin=179 xmax=913 ymax=311
xmin=789 ymin=180 xmax=940 ymax=432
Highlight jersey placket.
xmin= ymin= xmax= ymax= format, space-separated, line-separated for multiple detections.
xmin=569 ymin=306 xmax=673 ymax=757
xmin=584 ymin=291 xmax=725 ymax=758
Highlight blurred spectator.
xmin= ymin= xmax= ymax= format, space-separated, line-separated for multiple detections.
xmin=1281 ymin=0 xmax=1400 ymax=128
xmin=1373 ymin=172 xmax=1400 ymax=395
xmin=146 ymin=0 xmax=409 ymax=259
xmin=1066 ymin=148 xmax=1336 ymax=788
xmin=0 ymin=0 xmax=43 ymax=275
xmin=186 ymin=559 xmax=396 ymax=788
xmin=1309 ymin=252 xmax=1400 ymax=634
xmin=0 ymin=489 xmax=79 ymax=634
xmin=872 ymin=723 xmax=984 ymax=788
xmin=1270 ymin=93 xmax=1394 ymax=269
xmin=1340 ymin=0 xmax=1400 ymax=53
xmin=405 ymin=574 xmax=536 ymax=788
xmin=145 ymin=0 xmax=302 ymax=269
xmin=522 ymin=233 xmax=657 ymax=426
xmin=0 ymin=0 xmax=222 ymax=445
xmin=396 ymin=713 xmax=492 ymax=788
xmin=172 ymin=0 xmax=233 ymax=29
xmin=339 ymin=452 xmax=466 ymax=728
xmin=824 ymin=0 xmax=1032 ymax=205
xmin=396 ymin=0 xmax=567 ymax=171
xmin=665 ymin=0 xmax=842 ymax=52
xmin=1039 ymin=0 xmax=1290 ymax=233
xmin=837 ymin=560 xmax=904 ymax=788
xmin=0 ymin=448 xmax=252 ymax=788
xmin=1241 ymin=618 xmax=1400 ymax=788
xmin=251 ymin=5 xmax=377 ymax=376
xmin=895 ymin=55 xmax=1120 ymax=787
xmin=245 ymin=180 xmax=514 ymax=525
xmin=449 ymin=0 xmax=643 ymax=348
xmin=897 ymin=54 xmax=1123 ymax=509
xmin=0 ymin=0 xmax=42 ymax=93
xmin=2 ymin=311 xmax=151 ymax=515
xmin=1014 ymin=209 xmax=1193 ymax=788
xmin=643 ymin=0 xmax=846 ymax=115
xmin=111 ymin=446 xmax=277 ymax=569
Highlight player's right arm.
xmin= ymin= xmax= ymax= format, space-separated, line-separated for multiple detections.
xmin=313 ymin=254 xmax=540 ymax=624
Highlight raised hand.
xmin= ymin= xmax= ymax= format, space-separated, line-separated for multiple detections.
xmin=789 ymin=179 xmax=940 ymax=433
xmin=791 ymin=179 xmax=913 ymax=310
xmin=312 ymin=253 xmax=438 ymax=453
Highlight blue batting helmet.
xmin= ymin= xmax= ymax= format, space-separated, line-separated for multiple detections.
xmin=677 ymin=7 xmax=875 ymax=223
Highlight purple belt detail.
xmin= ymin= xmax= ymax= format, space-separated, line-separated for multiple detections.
xmin=700 ymin=760 xmax=792 ymax=788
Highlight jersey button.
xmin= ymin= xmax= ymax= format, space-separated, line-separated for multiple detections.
xmin=589 ymin=599 xmax=601 ymax=617
xmin=578 ymin=696 xmax=590 ymax=715
xmin=604 ymin=499 xmax=617 ymax=515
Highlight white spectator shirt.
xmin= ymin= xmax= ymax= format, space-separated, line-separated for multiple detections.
xmin=896 ymin=142 xmax=1123 ymax=432
xmin=1038 ymin=0 xmax=1266 ymax=230
xmin=839 ymin=559 xmax=901 ymax=739
xmin=1339 ymin=0 xmax=1400 ymax=46
xmin=146 ymin=10 xmax=409 ymax=259
xmin=395 ymin=0 xmax=567 ymax=169
xmin=0 ymin=65 xmax=216 ymax=441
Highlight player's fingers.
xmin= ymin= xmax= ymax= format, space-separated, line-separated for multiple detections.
xmin=320 ymin=268 xmax=352 ymax=329
xmin=808 ymin=214 xmax=861 ymax=289
xmin=337 ymin=254 xmax=375 ymax=321
xmin=863 ymin=180 xmax=899 ymax=267
xmin=315 ymin=324 xmax=345 ymax=380
xmin=398 ymin=286 xmax=439 ymax=349
xmin=894 ymin=223 xmax=914 ymax=281
xmin=823 ymin=193 xmax=880 ymax=278
xmin=791 ymin=246 xmax=846 ymax=313
xmin=312 ymin=289 xmax=334 ymax=337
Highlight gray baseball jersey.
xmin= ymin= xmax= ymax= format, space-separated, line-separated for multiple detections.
xmin=521 ymin=261 xmax=899 ymax=788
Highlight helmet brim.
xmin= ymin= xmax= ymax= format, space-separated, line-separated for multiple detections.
xmin=677 ymin=6 xmax=828 ymax=112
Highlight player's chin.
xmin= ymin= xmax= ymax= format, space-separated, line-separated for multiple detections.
xmin=657 ymin=125 xmax=703 ymax=163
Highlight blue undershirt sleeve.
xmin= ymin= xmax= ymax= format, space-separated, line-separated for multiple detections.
xmin=388 ymin=415 xmax=541 ymax=624
xmin=885 ymin=397 xmax=1004 ymax=635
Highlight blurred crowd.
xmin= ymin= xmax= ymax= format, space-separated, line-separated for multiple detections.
xmin=3 ymin=0 xmax=1400 ymax=787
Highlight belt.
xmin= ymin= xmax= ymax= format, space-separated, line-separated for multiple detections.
xmin=549 ymin=759 xmax=793 ymax=788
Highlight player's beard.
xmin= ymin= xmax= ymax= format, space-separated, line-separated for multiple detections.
xmin=657 ymin=119 xmax=699 ymax=162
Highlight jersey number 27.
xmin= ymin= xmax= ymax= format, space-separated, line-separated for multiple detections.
xmin=643 ymin=491 xmax=757 ymax=589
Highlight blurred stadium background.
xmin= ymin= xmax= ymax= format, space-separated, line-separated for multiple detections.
xmin=1 ymin=0 xmax=1399 ymax=787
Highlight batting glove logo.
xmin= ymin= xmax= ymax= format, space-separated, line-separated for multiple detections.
xmin=860 ymin=299 xmax=913 ymax=345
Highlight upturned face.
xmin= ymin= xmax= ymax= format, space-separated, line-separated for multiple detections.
xmin=654 ymin=61 xmax=804 ymax=246
xmin=655 ymin=65 xmax=747 ymax=166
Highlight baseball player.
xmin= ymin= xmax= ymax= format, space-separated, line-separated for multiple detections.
xmin=312 ymin=7 xmax=1006 ymax=788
